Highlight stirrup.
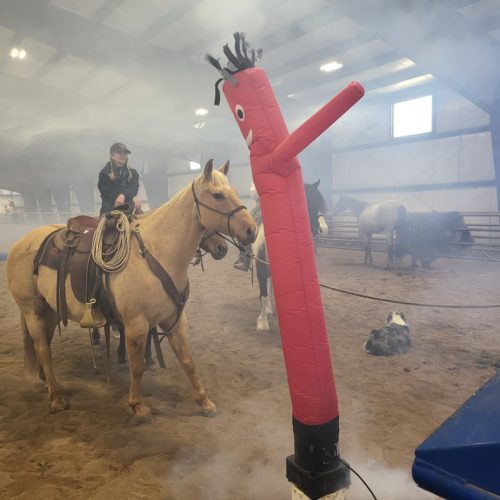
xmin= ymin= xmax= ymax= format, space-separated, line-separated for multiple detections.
xmin=80 ymin=299 xmax=106 ymax=328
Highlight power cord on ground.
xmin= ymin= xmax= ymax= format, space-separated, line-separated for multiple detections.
xmin=253 ymin=255 xmax=500 ymax=309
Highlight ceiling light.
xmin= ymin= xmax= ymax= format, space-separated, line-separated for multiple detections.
xmin=287 ymin=93 xmax=295 ymax=98
xmin=193 ymin=121 xmax=205 ymax=129
xmin=190 ymin=161 xmax=201 ymax=171
xmin=10 ymin=47 xmax=27 ymax=59
xmin=320 ymin=61 xmax=343 ymax=73
xmin=195 ymin=108 xmax=208 ymax=116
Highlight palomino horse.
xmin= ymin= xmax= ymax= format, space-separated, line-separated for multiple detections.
xmin=334 ymin=195 xmax=407 ymax=268
xmin=253 ymin=180 xmax=328 ymax=332
xmin=7 ymin=160 xmax=256 ymax=419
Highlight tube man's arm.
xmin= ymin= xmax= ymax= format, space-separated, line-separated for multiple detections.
xmin=270 ymin=82 xmax=365 ymax=176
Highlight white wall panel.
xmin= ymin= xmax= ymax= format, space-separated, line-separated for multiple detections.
xmin=436 ymin=89 xmax=489 ymax=132
xmin=333 ymin=187 xmax=497 ymax=213
xmin=331 ymin=84 xmax=497 ymax=212
xmin=334 ymin=134 xmax=493 ymax=188
xmin=332 ymin=103 xmax=391 ymax=147
xmin=456 ymin=132 xmax=494 ymax=181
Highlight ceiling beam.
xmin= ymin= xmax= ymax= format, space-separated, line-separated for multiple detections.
xmin=0 ymin=0 xmax=207 ymax=97
xmin=274 ymin=51 xmax=406 ymax=97
xmin=267 ymin=32 xmax=379 ymax=80
xmin=335 ymin=0 xmax=500 ymax=114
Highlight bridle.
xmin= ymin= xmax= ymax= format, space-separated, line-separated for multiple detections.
xmin=191 ymin=230 xmax=224 ymax=270
xmin=191 ymin=181 xmax=247 ymax=250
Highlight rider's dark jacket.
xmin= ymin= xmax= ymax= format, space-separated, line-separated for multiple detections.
xmin=98 ymin=161 xmax=139 ymax=216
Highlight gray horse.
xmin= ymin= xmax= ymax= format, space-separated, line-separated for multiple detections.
xmin=334 ymin=195 xmax=407 ymax=268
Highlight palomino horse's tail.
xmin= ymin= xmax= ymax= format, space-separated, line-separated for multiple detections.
xmin=21 ymin=314 xmax=40 ymax=378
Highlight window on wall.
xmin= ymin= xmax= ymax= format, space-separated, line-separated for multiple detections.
xmin=392 ymin=95 xmax=433 ymax=138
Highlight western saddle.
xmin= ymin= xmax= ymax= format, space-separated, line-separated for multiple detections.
xmin=34 ymin=212 xmax=128 ymax=330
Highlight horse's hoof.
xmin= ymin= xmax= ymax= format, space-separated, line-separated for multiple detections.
xmin=49 ymin=397 xmax=68 ymax=413
xmin=197 ymin=398 xmax=216 ymax=417
xmin=257 ymin=318 xmax=270 ymax=332
xmin=131 ymin=404 xmax=153 ymax=424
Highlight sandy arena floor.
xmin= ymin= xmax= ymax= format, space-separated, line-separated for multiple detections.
xmin=1 ymin=246 xmax=499 ymax=499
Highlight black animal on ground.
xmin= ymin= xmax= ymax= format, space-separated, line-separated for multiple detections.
xmin=364 ymin=312 xmax=411 ymax=356
xmin=395 ymin=211 xmax=474 ymax=267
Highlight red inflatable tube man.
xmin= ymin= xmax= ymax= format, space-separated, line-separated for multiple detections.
xmin=208 ymin=33 xmax=364 ymax=497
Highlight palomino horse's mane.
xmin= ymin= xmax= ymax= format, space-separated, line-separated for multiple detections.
xmin=135 ymin=171 xmax=230 ymax=221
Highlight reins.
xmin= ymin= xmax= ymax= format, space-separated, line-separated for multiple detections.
xmin=191 ymin=248 xmax=208 ymax=270
xmin=212 ymin=231 xmax=246 ymax=252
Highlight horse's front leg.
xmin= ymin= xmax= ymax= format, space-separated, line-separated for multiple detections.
xmin=144 ymin=328 xmax=155 ymax=370
xmin=256 ymin=261 xmax=271 ymax=331
xmin=161 ymin=312 xmax=216 ymax=416
xmin=385 ymin=229 xmax=394 ymax=269
xmin=266 ymin=278 xmax=274 ymax=315
xmin=257 ymin=295 xmax=270 ymax=332
xmin=361 ymin=233 xmax=372 ymax=264
xmin=123 ymin=317 xmax=150 ymax=419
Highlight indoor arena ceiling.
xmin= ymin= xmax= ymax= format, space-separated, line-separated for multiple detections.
xmin=0 ymin=0 xmax=500 ymax=189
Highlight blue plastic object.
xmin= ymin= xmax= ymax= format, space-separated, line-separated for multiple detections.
xmin=0 ymin=252 xmax=7 ymax=261
xmin=413 ymin=371 xmax=500 ymax=499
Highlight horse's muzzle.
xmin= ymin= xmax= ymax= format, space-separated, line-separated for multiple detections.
xmin=240 ymin=226 xmax=257 ymax=246
xmin=214 ymin=244 xmax=228 ymax=260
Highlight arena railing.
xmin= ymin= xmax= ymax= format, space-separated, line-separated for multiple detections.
xmin=316 ymin=212 xmax=500 ymax=263
xmin=0 ymin=212 xmax=77 ymax=225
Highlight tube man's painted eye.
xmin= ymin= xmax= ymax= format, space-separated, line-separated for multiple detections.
xmin=235 ymin=105 xmax=245 ymax=121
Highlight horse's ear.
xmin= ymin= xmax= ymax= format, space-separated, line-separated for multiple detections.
xmin=219 ymin=160 xmax=229 ymax=176
xmin=203 ymin=159 xmax=214 ymax=182
xmin=312 ymin=179 xmax=320 ymax=188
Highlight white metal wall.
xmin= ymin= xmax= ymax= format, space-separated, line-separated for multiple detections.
xmin=330 ymin=88 xmax=497 ymax=212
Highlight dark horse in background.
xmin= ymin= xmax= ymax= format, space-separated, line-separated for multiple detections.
xmin=334 ymin=195 xmax=407 ymax=269
xmin=253 ymin=180 xmax=328 ymax=332
xmin=395 ymin=211 xmax=475 ymax=267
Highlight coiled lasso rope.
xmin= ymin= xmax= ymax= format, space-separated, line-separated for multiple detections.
xmin=91 ymin=212 xmax=132 ymax=272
